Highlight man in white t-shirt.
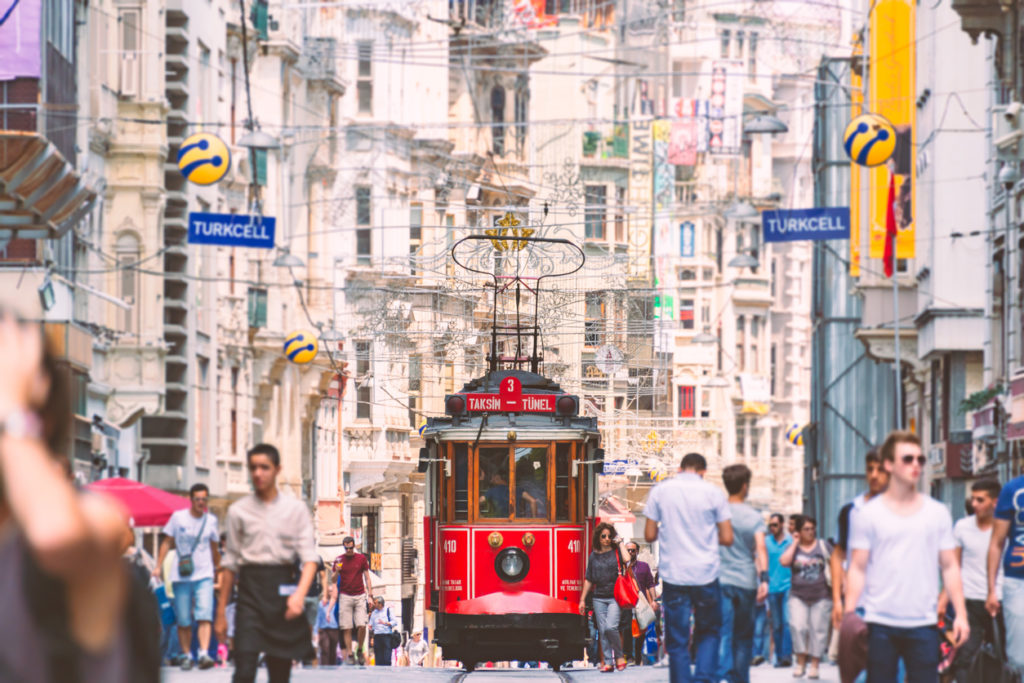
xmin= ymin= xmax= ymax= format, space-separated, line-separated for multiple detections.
xmin=940 ymin=479 xmax=1004 ymax=683
xmin=644 ymin=452 xmax=734 ymax=683
xmin=845 ymin=431 xmax=968 ymax=682
xmin=155 ymin=483 xmax=221 ymax=670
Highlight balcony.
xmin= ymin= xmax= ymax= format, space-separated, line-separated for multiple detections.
xmin=950 ymin=0 xmax=1009 ymax=42
xmin=582 ymin=125 xmax=628 ymax=162
xmin=731 ymin=276 xmax=772 ymax=306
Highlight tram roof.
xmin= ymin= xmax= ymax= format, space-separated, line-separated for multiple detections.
xmin=422 ymin=412 xmax=599 ymax=442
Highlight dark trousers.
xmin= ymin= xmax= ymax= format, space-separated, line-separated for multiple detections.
xmin=663 ymin=580 xmax=722 ymax=683
xmin=318 ymin=628 xmax=340 ymax=666
xmin=619 ymin=607 xmax=637 ymax=664
xmin=718 ymin=584 xmax=756 ymax=683
xmin=866 ymin=623 xmax=939 ymax=683
xmin=233 ymin=651 xmax=292 ymax=683
xmin=372 ymin=636 xmax=392 ymax=666
xmin=952 ymin=599 xmax=1005 ymax=683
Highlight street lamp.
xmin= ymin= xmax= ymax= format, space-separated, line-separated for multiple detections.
xmin=237 ymin=129 xmax=282 ymax=151
xmin=724 ymin=200 xmax=758 ymax=220
xmin=272 ymin=247 xmax=304 ymax=268
xmin=743 ymin=114 xmax=788 ymax=135
xmin=705 ymin=375 xmax=731 ymax=388
xmin=728 ymin=251 xmax=760 ymax=269
xmin=692 ymin=328 xmax=719 ymax=345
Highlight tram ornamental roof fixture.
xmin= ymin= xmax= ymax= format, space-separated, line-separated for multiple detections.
xmin=0 ymin=132 xmax=99 ymax=240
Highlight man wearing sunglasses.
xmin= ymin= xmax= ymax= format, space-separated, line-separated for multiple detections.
xmin=845 ymin=430 xmax=969 ymax=681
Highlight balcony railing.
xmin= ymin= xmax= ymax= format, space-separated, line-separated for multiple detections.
xmin=582 ymin=124 xmax=628 ymax=160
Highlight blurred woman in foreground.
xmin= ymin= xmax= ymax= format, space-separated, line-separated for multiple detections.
xmin=0 ymin=313 xmax=153 ymax=682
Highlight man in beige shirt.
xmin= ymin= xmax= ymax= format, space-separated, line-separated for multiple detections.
xmin=214 ymin=444 xmax=319 ymax=683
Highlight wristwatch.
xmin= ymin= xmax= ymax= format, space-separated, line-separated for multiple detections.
xmin=759 ymin=571 xmax=770 ymax=584
xmin=0 ymin=409 xmax=43 ymax=441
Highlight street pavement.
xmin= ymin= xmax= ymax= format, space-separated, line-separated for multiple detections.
xmin=161 ymin=661 xmax=841 ymax=682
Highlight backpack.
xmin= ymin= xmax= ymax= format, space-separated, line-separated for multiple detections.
xmin=24 ymin=548 xmax=161 ymax=683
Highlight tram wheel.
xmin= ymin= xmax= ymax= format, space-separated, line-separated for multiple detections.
xmin=464 ymin=661 xmax=476 ymax=672
xmin=550 ymin=661 xmax=562 ymax=672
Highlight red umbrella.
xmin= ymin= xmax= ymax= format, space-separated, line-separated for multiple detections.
xmin=86 ymin=477 xmax=190 ymax=527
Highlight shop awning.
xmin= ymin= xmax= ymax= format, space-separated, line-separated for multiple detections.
xmin=86 ymin=477 xmax=190 ymax=528
xmin=0 ymin=131 xmax=97 ymax=240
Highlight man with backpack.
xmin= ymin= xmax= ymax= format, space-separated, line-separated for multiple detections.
xmin=155 ymin=483 xmax=221 ymax=670
xmin=368 ymin=596 xmax=401 ymax=666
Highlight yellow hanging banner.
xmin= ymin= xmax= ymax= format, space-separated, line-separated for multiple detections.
xmin=867 ymin=0 xmax=915 ymax=262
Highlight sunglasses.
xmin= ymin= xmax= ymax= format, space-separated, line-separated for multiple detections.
xmin=901 ymin=455 xmax=927 ymax=466
xmin=768 ymin=523 xmax=779 ymax=528
xmin=600 ymin=534 xmax=612 ymax=539
xmin=628 ymin=548 xmax=638 ymax=553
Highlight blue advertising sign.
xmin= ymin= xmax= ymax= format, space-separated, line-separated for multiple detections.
xmin=188 ymin=212 xmax=276 ymax=249
xmin=762 ymin=207 xmax=850 ymax=243
xmin=680 ymin=221 xmax=695 ymax=257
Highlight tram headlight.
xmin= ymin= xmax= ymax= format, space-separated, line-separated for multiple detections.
xmin=444 ymin=395 xmax=465 ymax=416
xmin=556 ymin=395 xmax=578 ymax=416
xmin=495 ymin=547 xmax=530 ymax=583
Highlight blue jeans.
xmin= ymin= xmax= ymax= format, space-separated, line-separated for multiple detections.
xmin=767 ymin=590 xmax=792 ymax=663
xmin=663 ymin=580 xmax=721 ymax=683
xmin=752 ymin=602 xmax=769 ymax=659
xmin=592 ymin=597 xmax=624 ymax=665
xmin=866 ymin=623 xmax=938 ymax=683
xmin=718 ymin=584 xmax=756 ymax=683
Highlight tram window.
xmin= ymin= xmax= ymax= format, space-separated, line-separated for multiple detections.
xmin=515 ymin=447 xmax=549 ymax=519
xmin=453 ymin=443 xmax=469 ymax=521
xmin=479 ymin=448 xmax=510 ymax=518
xmin=555 ymin=443 xmax=571 ymax=522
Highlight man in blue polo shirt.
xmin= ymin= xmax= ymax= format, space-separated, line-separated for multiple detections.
xmin=765 ymin=512 xmax=792 ymax=667
xmin=645 ymin=452 xmax=734 ymax=683
xmin=987 ymin=472 xmax=1024 ymax=671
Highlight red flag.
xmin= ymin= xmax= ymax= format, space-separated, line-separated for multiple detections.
xmin=884 ymin=173 xmax=897 ymax=277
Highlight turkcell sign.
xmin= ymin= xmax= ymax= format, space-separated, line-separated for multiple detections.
xmin=188 ymin=211 xmax=276 ymax=249
xmin=762 ymin=207 xmax=850 ymax=243
xmin=465 ymin=393 xmax=556 ymax=413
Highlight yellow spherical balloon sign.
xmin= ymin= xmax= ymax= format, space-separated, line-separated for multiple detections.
xmin=283 ymin=330 xmax=318 ymax=364
xmin=177 ymin=133 xmax=230 ymax=185
xmin=843 ymin=113 xmax=896 ymax=167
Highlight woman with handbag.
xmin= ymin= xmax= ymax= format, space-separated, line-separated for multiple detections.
xmin=579 ymin=522 xmax=630 ymax=672
xmin=780 ymin=516 xmax=833 ymax=679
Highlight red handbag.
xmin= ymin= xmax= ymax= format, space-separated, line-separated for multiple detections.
xmin=613 ymin=550 xmax=640 ymax=608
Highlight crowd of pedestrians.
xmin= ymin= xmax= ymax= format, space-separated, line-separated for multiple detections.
xmin=638 ymin=435 xmax=1024 ymax=683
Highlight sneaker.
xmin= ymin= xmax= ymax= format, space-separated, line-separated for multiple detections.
xmin=347 ymin=653 xmax=356 ymax=665
xmin=179 ymin=657 xmax=193 ymax=671
xmin=752 ymin=656 xmax=766 ymax=666
xmin=198 ymin=653 xmax=216 ymax=670
xmin=356 ymin=649 xmax=365 ymax=665
xmin=777 ymin=658 xmax=793 ymax=668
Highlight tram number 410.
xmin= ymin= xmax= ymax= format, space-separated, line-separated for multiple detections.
xmin=443 ymin=539 xmax=459 ymax=554
xmin=567 ymin=539 xmax=581 ymax=553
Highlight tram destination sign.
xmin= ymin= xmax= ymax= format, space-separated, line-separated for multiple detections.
xmin=464 ymin=393 xmax=556 ymax=413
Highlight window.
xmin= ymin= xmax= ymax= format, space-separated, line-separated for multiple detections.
xmin=750 ymin=315 xmax=760 ymax=372
xmin=770 ymin=343 xmax=777 ymax=396
xmin=555 ymin=443 xmax=571 ymax=522
xmin=247 ymin=287 xmax=267 ymax=328
xmin=491 ymin=85 xmax=506 ymax=155
xmin=409 ymin=204 xmax=422 ymax=273
xmin=584 ymin=185 xmax=606 ymax=239
xmin=736 ymin=315 xmax=745 ymax=372
xmin=614 ymin=186 xmax=625 ymax=242
xmin=748 ymin=32 xmax=759 ymax=79
xmin=356 ymin=186 xmax=371 ymax=266
xmin=253 ymin=149 xmax=267 ymax=186
xmin=514 ymin=74 xmax=528 ymax=155
xmin=356 ymin=341 xmax=371 ymax=420
xmin=356 ymin=42 xmax=372 ymax=115
xmin=118 ymin=8 xmax=141 ymax=97
xmin=116 ymin=233 xmax=140 ymax=334
xmin=680 ymin=299 xmax=695 ymax=330
xmin=700 ymin=388 xmax=711 ymax=417
xmin=735 ymin=31 xmax=745 ymax=60
xmin=409 ymin=355 xmax=422 ymax=391
xmin=453 ymin=443 xmax=468 ymax=522
xmin=479 ymin=447 xmax=510 ymax=519
xmin=720 ymin=29 xmax=731 ymax=58
xmin=679 ymin=385 xmax=695 ymax=417
xmin=736 ymin=416 xmax=747 ymax=458
xmin=514 ymin=447 xmax=548 ymax=518
xmin=198 ymin=43 xmax=212 ymax=121
xmin=585 ymin=292 xmax=604 ymax=347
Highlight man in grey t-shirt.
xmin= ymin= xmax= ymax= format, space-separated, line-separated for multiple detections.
xmin=717 ymin=464 xmax=768 ymax=683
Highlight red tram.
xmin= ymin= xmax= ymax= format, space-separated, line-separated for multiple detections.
xmin=419 ymin=234 xmax=603 ymax=670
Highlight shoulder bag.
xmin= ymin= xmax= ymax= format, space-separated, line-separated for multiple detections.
xmin=613 ymin=550 xmax=640 ymax=608
xmin=177 ymin=513 xmax=208 ymax=579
